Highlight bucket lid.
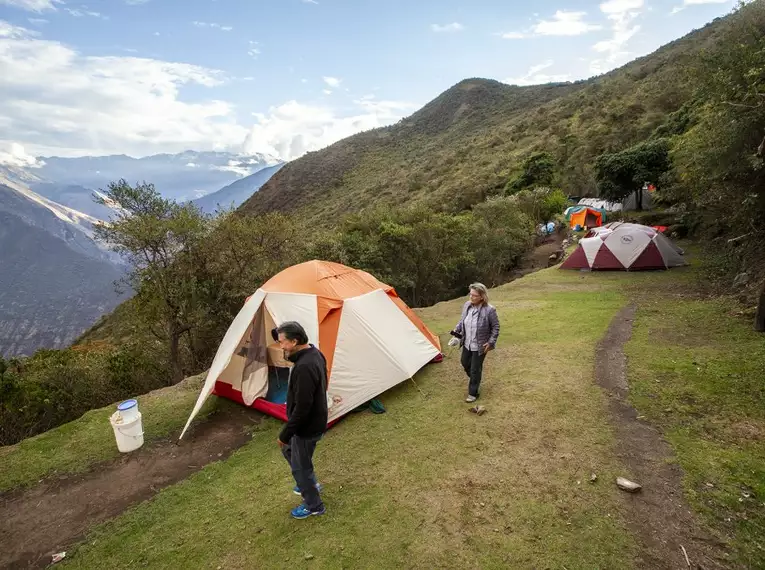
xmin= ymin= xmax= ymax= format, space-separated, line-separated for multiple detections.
xmin=117 ymin=399 xmax=138 ymax=411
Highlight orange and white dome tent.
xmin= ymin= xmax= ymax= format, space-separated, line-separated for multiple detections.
xmin=181 ymin=260 xmax=441 ymax=438
xmin=560 ymin=222 xmax=686 ymax=271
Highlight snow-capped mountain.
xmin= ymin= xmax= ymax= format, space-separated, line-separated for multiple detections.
xmin=35 ymin=150 xmax=282 ymax=201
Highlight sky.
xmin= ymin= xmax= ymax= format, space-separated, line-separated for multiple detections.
xmin=0 ymin=0 xmax=740 ymax=164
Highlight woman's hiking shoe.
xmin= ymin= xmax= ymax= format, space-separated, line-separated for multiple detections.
xmin=293 ymin=483 xmax=323 ymax=495
xmin=291 ymin=504 xmax=326 ymax=519
xmin=465 ymin=395 xmax=477 ymax=403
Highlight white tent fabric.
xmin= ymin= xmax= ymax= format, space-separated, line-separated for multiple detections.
xmin=327 ymin=290 xmax=440 ymax=418
xmin=180 ymin=287 xmax=439 ymax=439
xmin=180 ymin=290 xmax=266 ymax=439
xmin=578 ymin=198 xmax=622 ymax=211
xmin=607 ymin=226 xmax=653 ymax=268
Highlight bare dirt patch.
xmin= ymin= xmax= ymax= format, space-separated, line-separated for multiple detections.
xmin=596 ymin=305 xmax=730 ymax=570
xmin=0 ymin=405 xmax=260 ymax=570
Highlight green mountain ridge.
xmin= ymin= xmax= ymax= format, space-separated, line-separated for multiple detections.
xmin=240 ymin=15 xmax=725 ymax=223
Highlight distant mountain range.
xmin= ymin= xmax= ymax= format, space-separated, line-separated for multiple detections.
xmin=35 ymin=150 xmax=281 ymax=201
xmin=192 ymin=163 xmax=285 ymax=214
xmin=0 ymin=151 xmax=284 ymax=357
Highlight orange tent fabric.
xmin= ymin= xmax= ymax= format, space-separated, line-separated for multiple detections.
xmin=568 ymin=207 xmax=603 ymax=229
xmin=260 ymin=260 xmax=441 ymax=377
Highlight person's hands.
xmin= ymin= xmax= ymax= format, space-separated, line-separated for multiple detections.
xmin=482 ymin=343 xmax=493 ymax=355
xmin=277 ymin=439 xmax=285 ymax=448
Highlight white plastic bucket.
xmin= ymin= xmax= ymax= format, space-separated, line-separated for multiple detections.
xmin=116 ymin=399 xmax=139 ymax=422
xmin=110 ymin=410 xmax=144 ymax=452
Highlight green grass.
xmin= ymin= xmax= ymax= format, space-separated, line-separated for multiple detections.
xmin=61 ymin=268 xmax=640 ymax=569
xmin=626 ymin=294 xmax=765 ymax=568
xmin=7 ymin=249 xmax=763 ymax=568
xmin=0 ymin=373 xmax=217 ymax=493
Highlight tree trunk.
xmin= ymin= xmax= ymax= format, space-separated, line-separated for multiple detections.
xmin=169 ymin=330 xmax=183 ymax=384
xmin=636 ymin=186 xmax=643 ymax=212
xmin=755 ymin=280 xmax=765 ymax=333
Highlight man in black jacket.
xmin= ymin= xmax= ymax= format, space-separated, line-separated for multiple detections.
xmin=275 ymin=321 xmax=328 ymax=519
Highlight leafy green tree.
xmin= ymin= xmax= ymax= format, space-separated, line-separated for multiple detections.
xmin=594 ymin=139 xmax=671 ymax=208
xmin=668 ymin=0 xmax=765 ymax=331
xmin=510 ymin=188 xmax=569 ymax=224
xmin=506 ymin=152 xmax=557 ymax=194
xmin=94 ymin=180 xmax=210 ymax=382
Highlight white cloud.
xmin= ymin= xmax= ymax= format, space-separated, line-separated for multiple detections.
xmin=431 ymin=22 xmax=464 ymax=33
xmin=248 ymin=40 xmax=260 ymax=58
xmin=503 ymin=60 xmax=571 ymax=86
xmin=590 ymin=0 xmax=644 ymax=74
xmin=1 ymin=20 xmax=418 ymax=162
xmin=242 ymin=99 xmax=417 ymax=161
xmin=27 ymin=17 xmax=47 ymax=24
xmin=322 ymin=89 xmax=332 ymax=95
xmin=0 ymin=142 xmax=44 ymax=168
xmin=0 ymin=0 xmax=60 ymax=12
xmin=301 ymin=78 xmax=308 ymax=83
xmin=0 ymin=20 xmax=247 ymax=157
xmin=671 ymin=0 xmax=730 ymax=13
xmin=125 ymin=0 xmax=150 ymax=4
xmin=192 ymin=21 xmax=233 ymax=32
xmin=65 ymin=8 xmax=106 ymax=19
xmin=323 ymin=76 xmax=341 ymax=88
xmin=532 ymin=11 xmax=601 ymax=36
xmin=302 ymin=0 xmax=319 ymax=4
xmin=501 ymin=10 xmax=601 ymax=39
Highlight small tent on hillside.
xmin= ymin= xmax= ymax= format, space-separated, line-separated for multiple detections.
xmin=564 ymin=205 xmax=605 ymax=229
xmin=561 ymin=222 xmax=685 ymax=271
xmin=578 ymin=198 xmax=622 ymax=212
xmin=180 ymin=260 xmax=442 ymax=438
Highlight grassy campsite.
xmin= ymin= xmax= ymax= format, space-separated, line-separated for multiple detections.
xmin=1 ymin=251 xmax=763 ymax=569
xmin=2 ymin=2 xmax=764 ymax=569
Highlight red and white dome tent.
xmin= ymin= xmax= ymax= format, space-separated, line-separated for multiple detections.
xmin=560 ymin=222 xmax=686 ymax=271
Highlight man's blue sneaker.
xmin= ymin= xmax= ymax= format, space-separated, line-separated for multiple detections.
xmin=293 ymin=483 xmax=322 ymax=496
xmin=291 ymin=504 xmax=326 ymax=519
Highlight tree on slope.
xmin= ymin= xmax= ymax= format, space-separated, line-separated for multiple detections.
xmin=594 ymin=139 xmax=671 ymax=209
xmin=94 ymin=180 xmax=210 ymax=382
xmin=669 ymin=0 xmax=765 ymax=332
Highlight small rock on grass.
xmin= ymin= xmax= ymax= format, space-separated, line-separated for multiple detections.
xmin=590 ymin=473 xmax=598 ymax=483
xmin=305 ymin=554 xmax=315 ymax=560
xmin=616 ymin=477 xmax=642 ymax=493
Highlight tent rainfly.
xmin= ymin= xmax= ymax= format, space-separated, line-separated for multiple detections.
xmin=180 ymin=260 xmax=442 ymax=438
xmin=561 ymin=222 xmax=685 ymax=271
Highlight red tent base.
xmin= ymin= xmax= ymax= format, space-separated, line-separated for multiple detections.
xmin=211 ymin=357 xmax=443 ymax=428
xmin=213 ymin=381 xmax=343 ymax=428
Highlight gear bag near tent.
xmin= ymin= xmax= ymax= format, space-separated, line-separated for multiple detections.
xmin=180 ymin=260 xmax=442 ymax=438
xmin=560 ymin=222 xmax=686 ymax=271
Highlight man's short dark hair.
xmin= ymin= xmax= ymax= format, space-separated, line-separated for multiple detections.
xmin=276 ymin=321 xmax=309 ymax=345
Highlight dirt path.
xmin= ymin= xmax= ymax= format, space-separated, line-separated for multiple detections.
xmin=0 ymin=405 xmax=260 ymax=570
xmin=596 ymin=305 xmax=730 ymax=570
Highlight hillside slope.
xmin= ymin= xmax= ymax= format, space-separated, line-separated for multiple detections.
xmin=192 ymin=163 xmax=285 ymax=214
xmin=0 ymin=181 xmax=124 ymax=356
xmin=240 ymin=16 xmax=724 ymax=224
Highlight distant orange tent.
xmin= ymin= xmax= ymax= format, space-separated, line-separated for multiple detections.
xmin=565 ymin=206 xmax=604 ymax=229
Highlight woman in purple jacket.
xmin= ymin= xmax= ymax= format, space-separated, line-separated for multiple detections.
xmin=450 ymin=283 xmax=500 ymax=402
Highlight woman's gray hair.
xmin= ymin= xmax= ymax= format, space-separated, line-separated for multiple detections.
xmin=469 ymin=282 xmax=489 ymax=304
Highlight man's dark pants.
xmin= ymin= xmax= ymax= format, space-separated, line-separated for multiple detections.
xmin=281 ymin=433 xmax=324 ymax=511
xmin=461 ymin=348 xmax=486 ymax=398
